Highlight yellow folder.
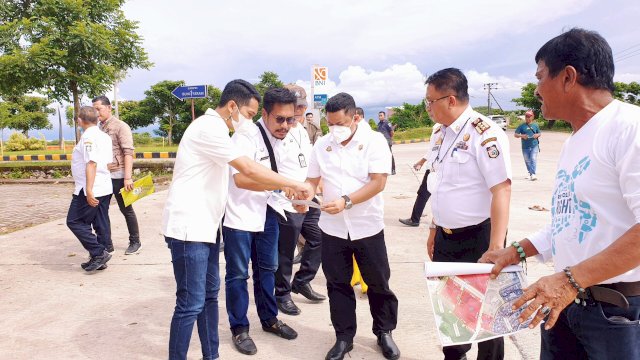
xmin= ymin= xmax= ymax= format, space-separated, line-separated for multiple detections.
xmin=119 ymin=175 xmax=155 ymax=207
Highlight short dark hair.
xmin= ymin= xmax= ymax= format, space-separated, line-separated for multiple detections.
xmin=92 ymin=95 xmax=111 ymax=106
xmin=79 ymin=106 xmax=99 ymax=124
xmin=263 ymin=87 xmax=297 ymax=113
xmin=305 ymin=112 xmax=313 ymax=117
xmin=378 ymin=111 xmax=385 ymax=115
xmin=425 ymin=68 xmax=469 ymax=102
xmin=325 ymin=92 xmax=356 ymax=115
xmin=535 ymin=28 xmax=614 ymax=92
xmin=218 ymin=79 xmax=261 ymax=108
xmin=356 ymin=107 xmax=365 ymax=117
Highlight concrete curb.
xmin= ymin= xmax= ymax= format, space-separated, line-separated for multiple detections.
xmin=1 ymin=152 xmax=177 ymax=162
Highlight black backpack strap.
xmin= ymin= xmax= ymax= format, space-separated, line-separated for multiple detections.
xmin=256 ymin=122 xmax=278 ymax=173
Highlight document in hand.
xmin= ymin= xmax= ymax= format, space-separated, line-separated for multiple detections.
xmin=424 ymin=262 xmax=532 ymax=346
xmin=120 ymin=175 xmax=155 ymax=207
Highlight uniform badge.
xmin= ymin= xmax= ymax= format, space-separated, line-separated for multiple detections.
xmin=436 ymin=136 xmax=443 ymax=145
xmin=480 ymin=137 xmax=497 ymax=146
xmin=326 ymin=146 xmax=332 ymax=152
xmin=358 ymin=144 xmax=364 ymax=150
xmin=84 ymin=141 xmax=93 ymax=153
xmin=463 ymin=133 xmax=470 ymax=142
xmin=486 ymin=145 xmax=500 ymax=158
xmin=455 ymin=141 xmax=468 ymax=150
xmin=472 ymin=118 xmax=490 ymax=135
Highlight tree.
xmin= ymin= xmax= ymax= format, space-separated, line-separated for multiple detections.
xmin=474 ymin=106 xmax=506 ymax=116
xmin=614 ymin=81 xmax=640 ymax=106
xmin=118 ymin=100 xmax=155 ymax=130
xmin=193 ymin=85 xmax=222 ymax=114
xmin=0 ymin=0 xmax=152 ymax=142
xmin=388 ymin=102 xmax=432 ymax=130
xmin=512 ymin=82 xmax=549 ymax=127
xmin=253 ymin=71 xmax=284 ymax=120
xmin=141 ymin=80 xmax=191 ymax=145
xmin=0 ymin=95 xmax=54 ymax=135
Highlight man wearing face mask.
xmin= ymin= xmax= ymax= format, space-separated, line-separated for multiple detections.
xmin=424 ymin=68 xmax=511 ymax=360
xmin=304 ymin=93 xmax=400 ymax=360
xmin=223 ymin=87 xmax=302 ymax=356
xmin=162 ymin=80 xmax=313 ymax=360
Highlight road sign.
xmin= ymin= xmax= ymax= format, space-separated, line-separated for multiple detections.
xmin=314 ymin=94 xmax=328 ymax=109
xmin=171 ymin=85 xmax=208 ymax=100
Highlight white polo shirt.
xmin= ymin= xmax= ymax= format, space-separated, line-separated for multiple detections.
xmin=427 ymin=106 xmax=511 ymax=229
xmin=528 ymin=100 xmax=640 ymax=284
xmin=162 ymin=109 xmax=241 ymax=243
xmin=272 ymin=122 xmax=313 ymax=213
xmin=308 ymin=121 xmax=391 ymax=240
xmin=224 ymin=119 xmax=275 ymax=232
xmin=71 ymin=125 xmax=113 ymax=197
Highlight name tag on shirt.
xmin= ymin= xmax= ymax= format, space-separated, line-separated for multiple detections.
xmin=298 ymin=153 xmax=307 ymax=168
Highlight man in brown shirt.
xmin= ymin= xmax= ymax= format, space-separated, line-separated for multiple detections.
xmin=304 ymin=112 xmax=323 ymax=145
xmin=93 ymin=96 xmax=141 ymax=255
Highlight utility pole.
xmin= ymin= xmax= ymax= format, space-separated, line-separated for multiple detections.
xmin=483 ymin=83 xmax=498 ymax=115
xmin=58 ymin=104 xmax=64 ymax=150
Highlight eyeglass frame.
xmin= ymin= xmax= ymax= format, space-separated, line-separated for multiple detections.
xmin=267 ymin=112 xmax=297 ymax=125
xmin=424 ymin=95 xmax=455 ymax=109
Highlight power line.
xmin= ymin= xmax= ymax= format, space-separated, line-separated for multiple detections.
xmin=483 ymin=83 xmax=499 ymax=115
xmin=615 ymin=48 xmax=640 ymax=63
xmin=614 ymin=43 xmax=640 ymax=56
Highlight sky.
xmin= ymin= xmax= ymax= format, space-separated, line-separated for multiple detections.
xmin=15 ymin=0 xmax=640 ymax=140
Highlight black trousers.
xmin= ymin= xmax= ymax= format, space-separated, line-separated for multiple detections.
xmin=388 ymin=144 xmax=396 ymax=173
xmin=433 ymin=219 xmax=505 ymax=360
xmin=111 ymin=178 xmax=140 ymax=243
xmin=322 ymin=230 xmax=398 ymax=341
xmin=410 ymin=169 xmax=431 ymax=223
xmin=275 ymin=207 xmax=323 ymax=301
xmin=66 ymin=189 xmax=112 ymax=257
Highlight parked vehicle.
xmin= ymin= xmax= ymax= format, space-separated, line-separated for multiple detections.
xmin=488 ymin=115 xmax=507 ymax=131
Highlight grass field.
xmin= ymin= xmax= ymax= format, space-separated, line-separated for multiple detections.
xmin=393 ymin=127 xmax=433 ymax=141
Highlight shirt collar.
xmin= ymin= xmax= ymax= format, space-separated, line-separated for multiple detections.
xmin=83 ymin=125 xmax=99 ymax=136
xmin=445 ymin=106 xmax=474 ymax=134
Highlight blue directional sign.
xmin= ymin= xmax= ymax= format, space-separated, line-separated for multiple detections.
xmin=171 ymin=85 xmax=207 ymax=100
xmin=314 ymin=94 xmax=328 ymax=109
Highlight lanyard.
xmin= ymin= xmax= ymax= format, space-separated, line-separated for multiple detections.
xmin=431 ymin=118 xmax=470 ymax=170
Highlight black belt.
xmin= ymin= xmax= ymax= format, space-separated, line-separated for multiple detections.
xmin=578 ymin=281 xmax=640 ymax=309
xmin=437 ymin=218 xmax=490 ymax=235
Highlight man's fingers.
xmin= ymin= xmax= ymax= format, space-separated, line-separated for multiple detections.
xmin=528 ymin=305 xmax=549 ymax=329
xmin=544 ymin=309 xmax=560 ymax=330
xmin=513 ymin=285 xmax=536 ymax=309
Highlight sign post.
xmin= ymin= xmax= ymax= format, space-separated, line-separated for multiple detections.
xmin=312 ymin=66 xmax=329 ymax=110
xmin=171 ymin=85 xmax=208 ymax=121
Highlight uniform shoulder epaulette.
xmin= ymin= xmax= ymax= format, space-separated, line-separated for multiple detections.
xmin=471 ymin=118 xmax=490 ymax=135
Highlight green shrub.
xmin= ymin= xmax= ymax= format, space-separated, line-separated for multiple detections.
xmin=133 ymin=132 xmax=153 ymax=145
xmin=6 ymin=132 xmax=46 ymax=151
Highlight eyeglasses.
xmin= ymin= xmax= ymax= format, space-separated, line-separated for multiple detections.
xmin=270 ymin=114 xmax=297 ymax=124
xmin=424 ymin=95 xmax=454 ymax=108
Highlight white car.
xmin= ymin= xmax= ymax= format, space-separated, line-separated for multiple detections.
xmin=488 ymin=115 xmax=507 ymax=131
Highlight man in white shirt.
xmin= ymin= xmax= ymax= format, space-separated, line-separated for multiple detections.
xmin=274 ymin=84 xmax=326 ymax=317
xmin=222 ymin=87 xmax=301 ymax=356
xmin=481 ymin=28 xmax=640 ymax=360
xmin=425 ymin=68 xmax=512 ymax=360
xmin=66 ymin=106 xmax=114 ymax=272
xmin=161 ymin=81 xmax=313 ymax=360
xmin=305 ymin=93 xmax=400 ymax=360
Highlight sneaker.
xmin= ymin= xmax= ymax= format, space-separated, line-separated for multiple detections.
xmin=84 ymin=251 xmax=112 ymax=272
xmin=524 ymin=174 xmax=531 ymax=180
xmin=398 ymin=218 xmax=419 ymax=227
xmin=105 ymin=245 xmax=114 ymax=254
xmin=81 ymin=258 xmax=108 ymax=270
xmin=531 ymin=174 xmax=538 ymax=181
xmin=125 ymin=241 xmax=141 ymax=255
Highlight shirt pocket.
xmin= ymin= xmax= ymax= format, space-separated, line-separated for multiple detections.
xmin=450 ymin=150 xmax=472 ymax=184
xmin=344 ymin=153 xmax=369 ymax=180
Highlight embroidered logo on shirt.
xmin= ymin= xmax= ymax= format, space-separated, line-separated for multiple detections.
xmin=486 ymin=145 xmax=499 ymax=158
xmin=480 ymin=137 xmax=497 ymax=146
xmin=551 ymin=156 xmax=596 ymax=254
xmin=472 ymin=118 xmax=490 ymax=135
xmin=326 ymin=146 xmax=332 ymax=152
xmin=463 ymin=134 xmax=470 ymax=141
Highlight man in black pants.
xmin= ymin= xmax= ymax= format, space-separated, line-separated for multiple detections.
xmin=424 ymin=68 xmax=512 ymax=360
xmin=304 ymin=93 xmax=400 ymax=360
xmin=274 ymin=84 xmax=326 ymax=316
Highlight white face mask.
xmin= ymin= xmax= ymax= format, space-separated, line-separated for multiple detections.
xmin=329 ymin=118 xmax=354 ymax=143
xmin=231 ymin=106 xmax=250 ymax=130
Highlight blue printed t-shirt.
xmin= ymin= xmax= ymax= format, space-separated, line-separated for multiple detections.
xmin=515 ymin=122 xmax=540 ymax=149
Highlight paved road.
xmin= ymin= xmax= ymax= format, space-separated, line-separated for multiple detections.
xmin=0 ymin=129 xmax=570 ymax=359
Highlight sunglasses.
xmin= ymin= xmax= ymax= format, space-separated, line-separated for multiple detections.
xmin=271 ymin=114 xmax=297 ymax=124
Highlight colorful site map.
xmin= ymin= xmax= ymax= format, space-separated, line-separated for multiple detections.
xmin=424 ymin=262 xmax=532 ymax=346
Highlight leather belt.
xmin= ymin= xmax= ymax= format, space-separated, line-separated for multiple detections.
xmin=578 ymin=281 xmax=640 ymax=309
xmin=438 ymin=218 xmax=490 ymax=235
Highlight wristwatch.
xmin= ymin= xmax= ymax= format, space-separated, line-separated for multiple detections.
xmin=341 ymin=195 xmax=353 ymax=210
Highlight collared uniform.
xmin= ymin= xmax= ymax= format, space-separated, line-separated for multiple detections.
xmin=307 ymin=121 xmax=398 ymax=341
xmin=273 ymin=122 xmax=324 ymax=302
xmin=67 ymin=125 xmax=114 ymax=258
xmin=222 ymin=118 xmax=283 ymax=334
xmin=427 ymin=106 xmax=511 ymax=360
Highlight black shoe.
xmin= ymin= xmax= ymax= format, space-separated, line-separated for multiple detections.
xmin=262 ymin=320 xmax=298 ymax=340
xmin=377 ymin=331 xmax=400 ymax=360
xmin=277 ymin=300 xmax=301 ymax=316
xmin=325 ymin=340 xmax=353 ymax=360
xmin=219 ymin=241 xmax=224 ymax=253
xmin=391 ymin=170 xmax=396 ymax=175
xmin=292 ymin=252 xmax=302 ymax=264
xmin=292 ymin=282 xmax=326 ymax=301
xmin=105 ymin=245 xmax=115 ymax=253
xmin=81 ymin=259 xmax=107 ymax=271
xmin=84 ymin=251 xmax=112 ymax=272
xmin=398 ymin=218 xmax=419 ymax=227
xmin=232 ymin=331 xmax=257 ymax=355
xmin=125 ymin=241 xmax=141 ymax=255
